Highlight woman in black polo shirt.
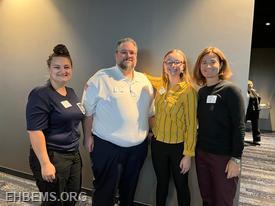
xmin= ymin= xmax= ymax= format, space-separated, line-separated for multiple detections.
xmin=26 ymin=44 xmax=84 ymax=206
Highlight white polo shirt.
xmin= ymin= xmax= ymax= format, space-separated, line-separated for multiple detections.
xmin=82 ymin=65 xmax=154 ymax=147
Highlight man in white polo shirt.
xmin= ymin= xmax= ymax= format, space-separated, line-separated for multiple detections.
xmin=82 ymin=37 xmax=154 ymax=206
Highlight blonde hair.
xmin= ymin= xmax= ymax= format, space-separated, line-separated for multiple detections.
xmin=193 ymin=47 xmax=232 ymax=86
xmin=162 ymin=49 xmax=192 ymax=88
xmin=248 ymin=80 xmax=253 ymax=86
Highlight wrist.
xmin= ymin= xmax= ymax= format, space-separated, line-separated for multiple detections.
xmin=230 ymin=157 xmax=241 ymax=164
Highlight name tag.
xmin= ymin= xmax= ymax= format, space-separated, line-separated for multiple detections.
xmin=113 ymin=87 xmax=124 ymax=93
xmin=61 ymin=100 xmax=72 ymax=108
xmin=77 ymin=103 xmax=86 ymax=114
xmin=206 ymin=95 xmax=217 ymax=103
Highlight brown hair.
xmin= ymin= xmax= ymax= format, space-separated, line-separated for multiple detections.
xmin=162 ymin=49 xmax=192 ymax=87
xmin=193 ymin=47 xmax=232 ymax=86
xmin=47 ymin=44 xmax=72 ymax=67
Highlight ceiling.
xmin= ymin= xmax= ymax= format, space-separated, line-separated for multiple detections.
xmin=252 ymin=0 xmax=275 ymax=48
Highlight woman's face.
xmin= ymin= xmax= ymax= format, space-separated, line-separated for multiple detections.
xmin=248 ymin=82 xmax=253 ymax=90
xmin=200 ymin=53 xmax=221 ymax=79
xmin=49 ymin=57 xmax=72 ymax=85
xmin=164 ymin=52 xmax=185 ymax=79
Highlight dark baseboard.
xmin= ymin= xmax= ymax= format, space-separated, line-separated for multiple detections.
xmin=0 ymin=166 xmax=150 ymax=206
xmin=0 ymin=166 xmax=35 ymax=181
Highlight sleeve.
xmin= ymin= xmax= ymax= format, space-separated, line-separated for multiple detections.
xmin=82 ymin=76 xmax=100 ymax=116
xmin=182 ymin=87 xmax=198 ymax=156
xmin=144 ymin=73 xmax=163 ymax=90
xmin=227 ymin=85 xmax=245 ymax=158
xmin=147 ymin=79 xmax=155 ymax=117
xmin=26 ymin=88 xmax=50 ymax=131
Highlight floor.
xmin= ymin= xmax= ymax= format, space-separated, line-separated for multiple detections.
xmin=0 ymin=132 xmax=274 ymax=206
xmin=239 ymin=132 xmax=275 ymax=206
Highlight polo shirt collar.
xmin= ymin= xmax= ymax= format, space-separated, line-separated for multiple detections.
xmin=115 ymin=65 xmax=140 ymax=83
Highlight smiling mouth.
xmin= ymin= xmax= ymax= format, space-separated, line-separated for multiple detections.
xmin=124 ymin=59 xmax=133 ymax=62
xmin=168 ymin=68 xmax=179 ymax=75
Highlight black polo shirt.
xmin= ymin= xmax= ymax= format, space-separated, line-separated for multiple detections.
xmin=26 ymin=83 xmax=84 ymax=152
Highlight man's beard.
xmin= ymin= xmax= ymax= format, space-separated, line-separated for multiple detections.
xmin=118 ymin=59 xmax=135 ymax=71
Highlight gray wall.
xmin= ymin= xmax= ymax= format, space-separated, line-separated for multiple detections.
xmin=249 ymin=48 xmax=275 ymax=131
xmin=0 ymin=0 xmax=254 ymax=205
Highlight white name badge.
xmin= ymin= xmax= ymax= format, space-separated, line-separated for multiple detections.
xmin=77 ymin=103 xmax=86 ymax=115
xmin=113 ymin=87 xmax=124 ymax=93
xmin=206 ymin=95 xmax=217 ymax=103
xmin=61 ymin=100 xmax=72 ymax=108
xmin=159 ymin=87 xmax=166 ymax=95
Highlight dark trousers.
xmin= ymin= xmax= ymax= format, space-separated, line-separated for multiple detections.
xmin=91 ymin=135 xmax=148 ymax=206
xmin=246 ymin=110 xmax=261 ymax=142
xmin=151 ymin=139 xmax=190 ymax=206
xmin=195 ymin=149 xmax=238 ymax=206
xmin=29 ymin=149 xmax=82 ymax=206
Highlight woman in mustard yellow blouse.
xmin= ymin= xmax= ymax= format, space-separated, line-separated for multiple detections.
xmin=147 ymin=49 xmax=197 ymax=206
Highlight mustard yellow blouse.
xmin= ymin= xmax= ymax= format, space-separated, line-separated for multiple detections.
xmin=146 ymin=74 xmax=197 ymax=156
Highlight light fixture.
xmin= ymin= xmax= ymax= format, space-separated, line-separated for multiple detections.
xmin=265 ymin=22 xmax=271 ymax=26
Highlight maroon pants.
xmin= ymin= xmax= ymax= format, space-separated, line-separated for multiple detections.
xmin=195 ymin=150 xmax=238 ymax=206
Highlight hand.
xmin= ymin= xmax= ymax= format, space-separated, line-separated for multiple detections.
xmin=225 ymin=159 xmax=241 ymax=179
xmin=41 ymin=162 xmax=56 ymax=183
xmin=179 ymin=156 xmax=191 ymax=174
xmin=84 ymin=135 xmax=94 ymax=153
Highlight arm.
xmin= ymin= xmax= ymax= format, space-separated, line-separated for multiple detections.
xmin=26 ymin=88 xmax=55 ymax=182
xmin=180 ymin=87 xmax=198 ymax=174
xmin=81 ymin=77 xmax=100 ymax=153
xmin=82 ymin=115 xmax=94 ymax=152
xmin=225 ymin=85 xmax=245 ymax=178
xmin=144 ymin=73 xmax=162 ymax=90
xmin=28 ymin=130 xmax=55 ymax=182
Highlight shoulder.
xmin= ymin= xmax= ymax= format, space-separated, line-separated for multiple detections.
xmin=135 ymin=71 xmax=154 ymax=85
xmin=183 ymin=82 xmax=196 ymax=92
xmin=28 ymin=84 xmax=51 ymax=100
xmin=86 ymin=66 xmax=115 ymax=86
xmin=198 ymin=85 xmax=207 ymax=94
xmin=218 ymin=81 xmax=244 ymax=104
xmin=220 ymin=81 xmax=242 ymax=95
xmin=179 ymin=83 xmax=197 ymax=99
xmin=27 ymin=84 xmax=52 ymax=109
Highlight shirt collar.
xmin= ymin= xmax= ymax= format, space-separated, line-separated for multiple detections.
xmin=114 ymin=65 xmax=140 ymax=83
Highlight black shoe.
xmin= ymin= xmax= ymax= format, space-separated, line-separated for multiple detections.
xmin=244 ymin=140 xmax=258 ymax=146
xmin=252 ymin=141 xmax=260 ymax=146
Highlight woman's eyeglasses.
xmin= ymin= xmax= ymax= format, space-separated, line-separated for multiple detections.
xmin=164 ymin=60 xmax=184 ymax=66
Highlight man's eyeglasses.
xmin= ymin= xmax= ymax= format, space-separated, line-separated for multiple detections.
xmin=164 ymin=60 xmax=184 ymax=66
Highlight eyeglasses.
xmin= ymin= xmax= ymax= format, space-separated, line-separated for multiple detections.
xmin=164 ymin=60 xmax=184 ymax=66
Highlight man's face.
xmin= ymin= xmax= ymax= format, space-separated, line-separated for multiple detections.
xmin=115 ymin=41 xmax=137 ymax=71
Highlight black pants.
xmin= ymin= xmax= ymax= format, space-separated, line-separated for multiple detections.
xmin=246 ymin=110 xmax=261 ymax=142
xmin=29 ymin=149 xmax=82 ymax=206
xmin=151 ymin=139 xmax=190 ymax=206
xmin=91 ymin=135 xmax=148 ymax=206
